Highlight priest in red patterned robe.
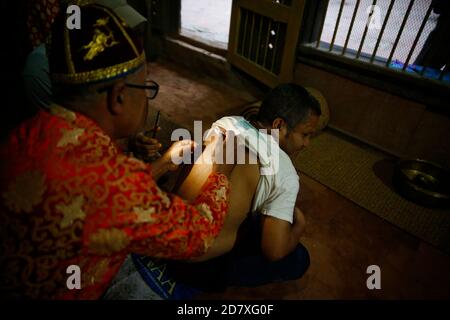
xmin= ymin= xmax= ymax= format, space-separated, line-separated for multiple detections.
xmin=0 ymin=2 xmax=234 ymax=300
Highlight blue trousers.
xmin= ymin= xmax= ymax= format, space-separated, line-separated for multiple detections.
xmin=103 ymin=215 xmax=311 ymax=299
xmin=167 ymin=215 xmax=310 ymax=292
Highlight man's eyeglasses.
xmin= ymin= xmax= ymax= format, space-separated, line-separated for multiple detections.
xmin=125 ymin=80 xmax=159 ymax=100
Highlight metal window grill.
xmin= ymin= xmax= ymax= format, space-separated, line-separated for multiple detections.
xmin=237 ymin=8 xmax=288 ymax=75
xmin=311 ymin=0 xmax=448 ymax=83
xmin=228 ymin=0 xmax=305 ymax=87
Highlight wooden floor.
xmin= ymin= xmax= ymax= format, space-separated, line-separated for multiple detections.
xmin=200 ymin=173 xmax=450 ymax=299
xmin=148 ymin=59 xmax=450 ymax=300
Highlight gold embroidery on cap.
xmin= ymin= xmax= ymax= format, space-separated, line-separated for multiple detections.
xmin=93 ymin=5 xmax=140 ymax=57
xmin=51 ymin=52 xmax=145 ymax=84
xmin=82 ymin=17 xmax=119 ymax=61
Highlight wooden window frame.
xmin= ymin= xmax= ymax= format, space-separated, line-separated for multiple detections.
xmin=227 ymin=0 xmax=306 ymax=88
xmin=297 ymin=0 xmax=450 ymax=114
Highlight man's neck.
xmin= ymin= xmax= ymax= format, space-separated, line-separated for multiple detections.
xmin=60 ymin=102 xmax=117 ymax=139
xmin=250 ymin=119 xmax=271 ymax=132
xmin=250 ymin=119 xmax=288 ymax=153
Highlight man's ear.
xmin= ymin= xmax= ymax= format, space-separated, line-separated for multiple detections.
xmin=272 ymin=118 xmax=286 ymax=130
xmin=107 ymin=80 xmax=126 ymax=115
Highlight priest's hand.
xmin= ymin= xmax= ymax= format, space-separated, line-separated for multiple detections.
xmin=152 ymin=140 xmax=198 ymax=180
xmin=129 ymin=128 xmax=162 ymax=162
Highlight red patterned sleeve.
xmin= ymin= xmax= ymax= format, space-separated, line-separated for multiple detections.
xmin=83 ymin=157 xmax=231 ymax=260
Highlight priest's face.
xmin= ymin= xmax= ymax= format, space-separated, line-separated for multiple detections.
xmin=121 ymin=65 xmax=149 ymax=138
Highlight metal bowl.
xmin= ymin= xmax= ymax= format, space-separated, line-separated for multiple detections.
xmin=393 ymin=159 xmax=450 ymax=208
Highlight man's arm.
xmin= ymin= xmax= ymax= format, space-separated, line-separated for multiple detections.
xmin=260 ymin=207 xmax=306 ymax=261
xmin=84 ymin=140 xmax=235 ymax=260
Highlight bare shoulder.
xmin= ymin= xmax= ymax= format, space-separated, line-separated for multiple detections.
xmin=189 ymin=151 xmax=261 ymax=262
xmin=226 ymin=149 xmax=260 ymax=224
xmin=230 ymin=149 xmax=260 ymax=189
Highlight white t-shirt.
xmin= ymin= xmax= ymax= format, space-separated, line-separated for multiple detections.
xmin=206 ymin=116 xmax=299 ymax=224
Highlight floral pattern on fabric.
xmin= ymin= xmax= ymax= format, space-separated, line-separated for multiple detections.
xmin=0 ymin=106 xmax=230 ymax=299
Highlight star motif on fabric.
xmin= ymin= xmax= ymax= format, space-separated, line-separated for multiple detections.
xmin=94 ymin=132 xmax=111 ymax=145
xmin=88 ymin=228 xmax=130 ymax=256
xmin=56 ymin=195 xmax=86 ymax=229
xmin=196 ymin=203 xmax=213 ymax=222
xmin=157 ymin=189 xmax=171 ymax=208
xmin=2 ymin=170 xmax=46 ymax=213
xmin=133 ymin=206 xmax=156 ymax=223
xmin=49 ymin=104 xmax=77 ymax=122
xmin=57 ymin=128 xmax=85 ymax=148
xmin=214 ymin=187 xmax=227 ymax=201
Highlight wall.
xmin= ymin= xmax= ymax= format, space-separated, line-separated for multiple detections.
xmin=159 ymin=37 xmax=450 ymax=167
xmin=294 ymin=63 xmax=450 ymax=167
xmin=161 ymin=37 xmax=266 ymax=99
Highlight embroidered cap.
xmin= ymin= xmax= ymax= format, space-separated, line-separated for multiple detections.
xmin=94 ymin=0 xmax=147 ymax=29
xmin=49 ymin=1 xmax=145 ymax=85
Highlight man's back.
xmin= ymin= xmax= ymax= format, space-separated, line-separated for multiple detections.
xmin=178 ymin=116 xmax=299 ymax=261
xmin=185 ymin=156 xmax=260 ymax=262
